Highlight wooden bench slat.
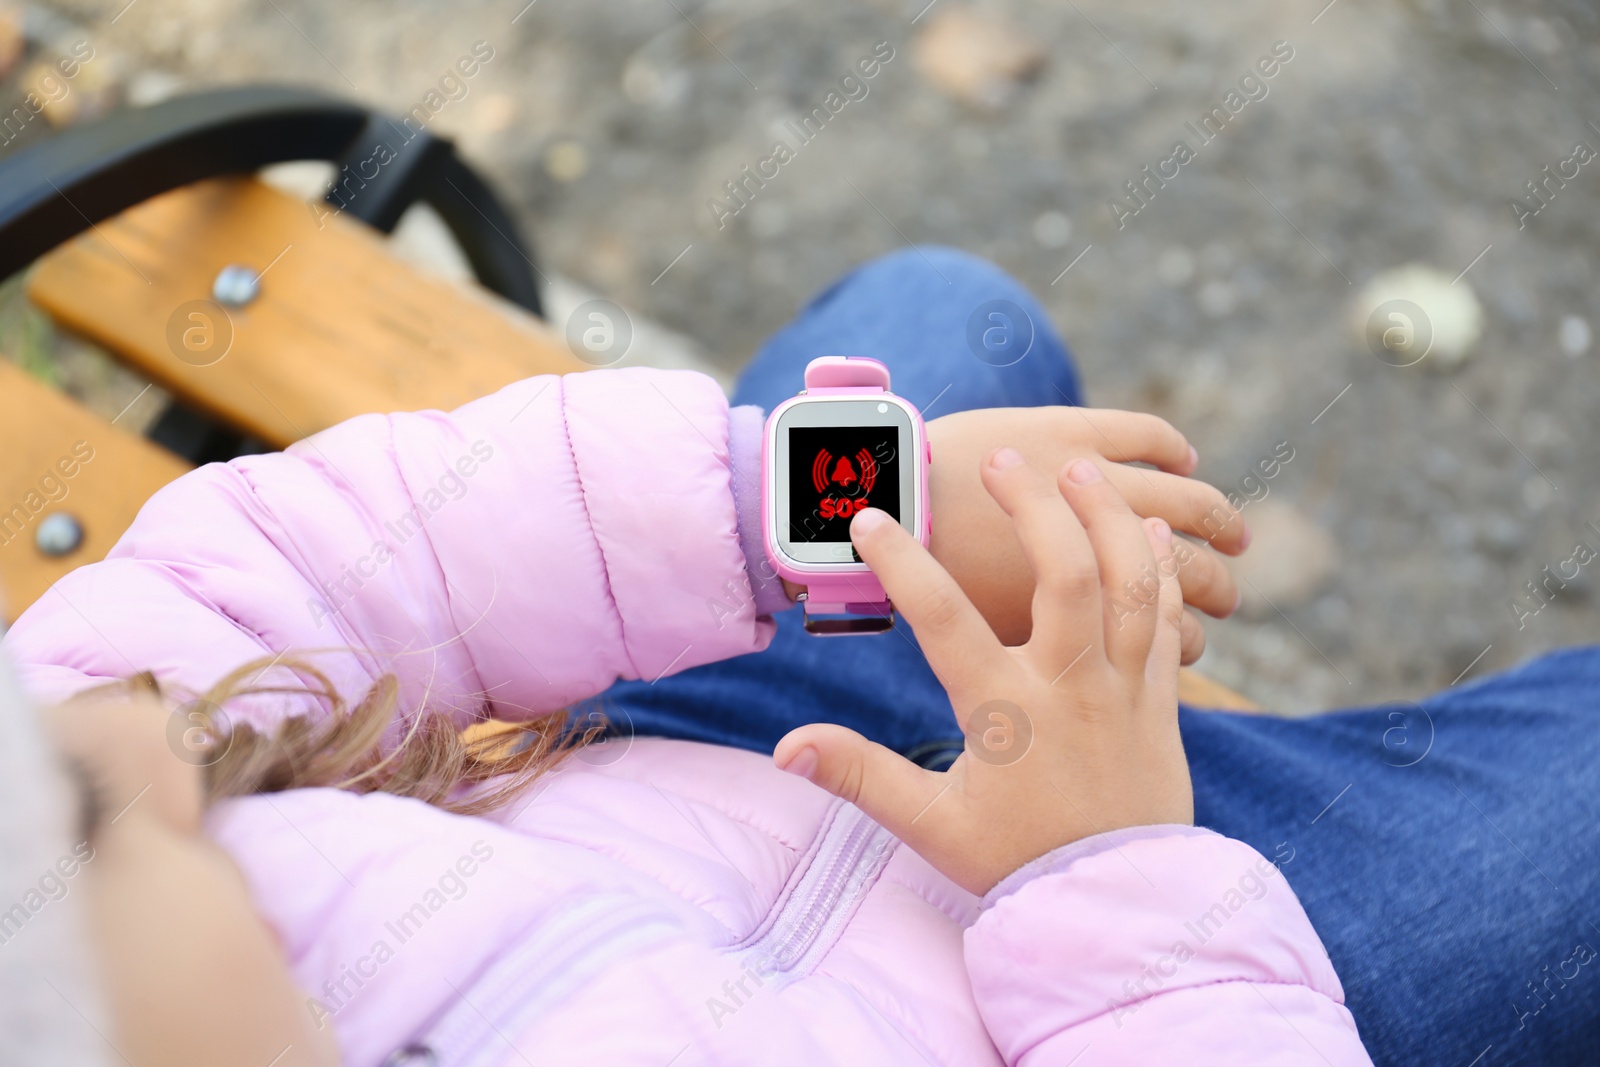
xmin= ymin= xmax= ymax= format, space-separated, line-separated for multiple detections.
xmin=26 ymin=176 xmax=589 ymax=449
xmin=0 ymin=361 xmax=191 ymax=623
xmin=1178 ymin=667 xmax=1260 ymax=712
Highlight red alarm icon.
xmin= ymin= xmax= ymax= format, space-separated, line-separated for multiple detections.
xmin=810 ymin=448 xmax=878 ymax=495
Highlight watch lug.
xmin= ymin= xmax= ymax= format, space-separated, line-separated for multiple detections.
xmin=803 ymin=611 xmax=896 ymax=636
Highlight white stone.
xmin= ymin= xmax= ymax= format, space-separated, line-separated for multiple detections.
xmin=1031 ymin=210 xmax=1072 ymax=249
xmin=1522 ymin=476 xmax=1556 ymax=512
xmin=1350 ymin=263 xmax=1485 ymax=371
xmin=543 ymin=140 xmax=589 ymax=183
xmin=1157 ymin=246 xmax=1195 ymax=286
xmin=126 ymin=70 xmax=185 ymax=107
xmin=1559 ymin=314 xmax=1591 ymax=357
xmin=748 ymin=200 xmax=790 ymax=239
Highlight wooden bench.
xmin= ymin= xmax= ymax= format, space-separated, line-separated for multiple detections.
xmin=27 ymin=176 xmax=587 ymax=450
xmin=4 ymin=161 xmax=1258 ymax=713
xmin=0 ymin=360 xmax=190 ymax=614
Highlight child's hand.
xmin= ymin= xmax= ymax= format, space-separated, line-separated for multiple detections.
xmin=926 ymin=407 xmax=1245 ymax=664
xmin=774 ymin=450 xmax=1194 ymax=896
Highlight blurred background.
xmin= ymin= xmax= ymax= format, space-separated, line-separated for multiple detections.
xmin=1 ymin=0 xmax=1597 ymax=713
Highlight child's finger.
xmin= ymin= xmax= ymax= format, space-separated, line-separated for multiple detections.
xmin=977 ymin=448 xmax=1102 ymax=669
xmin=774 ymin=723 xmax=942 ymax=842
xmin=1106 ymin=466 xmax=1251 ymax=558
xmin=1143 ymin=517 xmax=1186 ymax=692
xmin=848 ymin=508 xmax=1003 ymax=693
xmin=1167 ymin=539 xmax=1240 ymax=621
xmin=1070 ymin=409 xmax=1197 ymax=475
xmin=1056 ymin=458 xmax=1162 ymax=674
xmin=1179 ymin=608 xmax=1207 ymax=665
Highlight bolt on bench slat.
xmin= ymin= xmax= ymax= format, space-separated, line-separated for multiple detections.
xmin=26 ymin=176 xmax=589 ymax=450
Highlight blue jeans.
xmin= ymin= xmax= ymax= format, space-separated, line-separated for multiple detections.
xmin=589 ymin=248 xmax=1600 ymax=1066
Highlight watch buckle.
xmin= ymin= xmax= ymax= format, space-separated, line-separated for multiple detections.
xmin=803 ymin=611 xmax=896 ymax=636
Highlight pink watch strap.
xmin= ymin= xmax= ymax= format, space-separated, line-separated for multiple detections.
xmin=804 ymin=355 xmax=891 ymax=394
xmin=800 ymin=575 xmax=892 ymax=617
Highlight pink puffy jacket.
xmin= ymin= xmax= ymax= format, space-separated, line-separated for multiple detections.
xmin=5 ymin=369 xmax=1371 ymax=1065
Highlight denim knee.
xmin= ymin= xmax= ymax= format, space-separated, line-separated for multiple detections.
xmin=802 ymin=245 xmax=1029 ymax=313
xmin=794 ymin=245 xmax=1082 ymax=410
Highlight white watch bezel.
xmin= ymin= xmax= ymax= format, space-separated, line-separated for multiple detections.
xmin=766 ymin=394 xmax=924 ymax=573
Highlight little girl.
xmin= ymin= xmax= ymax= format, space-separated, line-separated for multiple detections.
xmin=6 ymin=248 xmax=1599 ymax=1066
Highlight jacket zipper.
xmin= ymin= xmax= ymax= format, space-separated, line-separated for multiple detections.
xmin=735 ymin=803 xmax=896 ymax=980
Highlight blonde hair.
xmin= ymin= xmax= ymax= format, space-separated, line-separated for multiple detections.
xmin=119 ymin=655 xmax=601 ymax=818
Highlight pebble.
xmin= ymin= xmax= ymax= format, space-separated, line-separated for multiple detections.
xmin=1226 ymin=501 xmax=1341 ymax=619
xmin=126 ymin=69 xmax=184 ymax=106
xmin=1523 ymin=17 xmax=1563 ymax=56
xmin=1559 ymin=314 xmax=1591 ymax=357
xmin=543 ymin=140 xmax=589 ymax=183
xmin=748 ymin=200 xmax=790 ymax=239
xmin=23 ymin=60 xmax=79 ymax=125
xmin=473 ymin=92 xmax=518 ymax=135
xmin=1522 ymin=476 xmax=1556 ymax=512
xmin=1476 ymin=513 xmax=1524 ymax=558
xmin=1351 ymin=263 xmax=1484 ymax=371
xmin=1157 ymin=246 xmax=1195 ymax=286
xmin=621 ymin=47 xmax=690 ymax=108
xmin=913 ymin=8 xmax=1045 ymax=108
xmin=1031 ymin=210 xmax=1072 ymax=249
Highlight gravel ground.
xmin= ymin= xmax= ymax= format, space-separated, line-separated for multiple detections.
xmin=4 ymin=0 xmax=1599 ymax=713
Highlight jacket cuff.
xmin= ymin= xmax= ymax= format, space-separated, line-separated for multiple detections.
xmin=982 ymin=824 xmax=1218 ymax=910
xmin=728 ymin=405 xmax=796 ymax=617
xmin=965 ymin=825 xmax=1355 ymax=1064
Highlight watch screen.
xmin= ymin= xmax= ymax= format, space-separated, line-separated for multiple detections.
xmin=787 ymin=426 xmax=901 ymax=543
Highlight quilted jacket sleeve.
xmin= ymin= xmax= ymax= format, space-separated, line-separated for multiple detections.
xmin=965 ymin=826 xmax=1373 ymax=1066
xmin=1 ymin=369 xmax=774 ymax=733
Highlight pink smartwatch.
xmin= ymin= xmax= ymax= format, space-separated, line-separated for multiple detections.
xmin=762 ymin=356 xmax=931 ymax=635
